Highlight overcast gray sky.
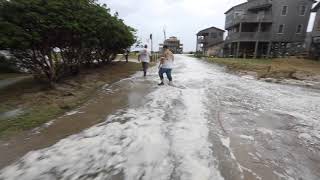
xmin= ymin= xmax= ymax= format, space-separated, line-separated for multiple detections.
xmin=99 ymin=0 xmax=317 ymax=52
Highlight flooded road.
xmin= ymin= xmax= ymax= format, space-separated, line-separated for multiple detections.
xmin=1 ymin=55 xmax=320 ymax=180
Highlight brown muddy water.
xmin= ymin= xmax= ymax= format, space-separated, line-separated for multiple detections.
xmin=0 ymin=75 xmax=155 ymax=169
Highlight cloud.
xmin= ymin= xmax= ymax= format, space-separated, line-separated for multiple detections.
xmin=99 ymin=0 xmax=247 ymax=51
xmin=98 ymin=0 xmax=320 ymax=52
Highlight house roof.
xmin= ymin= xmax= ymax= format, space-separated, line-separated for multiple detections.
xmin=226 ymin=0 xmax=317 ymax=14
xmin=312 ymin=2 xmax=320 ymax=12
xmin=224 ymin=1 xmax=247 ymax=14
xmin=248 ymin=3 xmax=272 ymax=11
xmin=197 ymin=26 xmax=225 ymax=35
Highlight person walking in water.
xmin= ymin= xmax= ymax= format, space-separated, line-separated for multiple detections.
xmin=124 ymin=49 xmax=130 ymax=63
xmin=138 ymin=45 xmax=151 ymax=77
xmin=158 ymin=45 xmax=174 ymax=86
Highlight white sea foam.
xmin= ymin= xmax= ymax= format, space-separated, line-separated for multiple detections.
xmin=240 ymin=135 xmax=254 ymax=141
xmin=257 ymin=127 xmax=273 ymax=136
xmin=1 ymin=54 xmax=320 ymax=179
xmin=0 ymin=55 xmax=224 ymax=180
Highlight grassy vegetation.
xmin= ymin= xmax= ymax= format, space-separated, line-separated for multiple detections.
xmin=0 ymin=73 xmax=27 ymax=80
xmin=0 ymin=106 xmax=62 ymax=136
xmin=129 ymin=53 xmax=139 ymax=59
xmin=197 ymin=56 xmax=320 ymax=80
xmin=0 ymin=62 xmax=141 ymax=137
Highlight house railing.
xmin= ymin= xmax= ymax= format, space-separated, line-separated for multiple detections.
xmin=225 ymin=0 xmax=273 ymax=29
xmin=226 ymin=32 xmax=272 ymax=42
xmin=226 ymin=14 xmax=272 ymax=29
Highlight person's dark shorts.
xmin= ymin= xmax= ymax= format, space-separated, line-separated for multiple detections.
xmin=142 ymin=62 xmax=149 ymax=76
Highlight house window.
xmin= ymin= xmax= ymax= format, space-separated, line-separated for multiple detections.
xmin=299 ymin=5 xmax=306 ymax=16
xmin=281 ymin=6 xmax=288 ymax=16
xmin=296 ymin=24 xmax=303 ymax=34
xmin=211 ymin=32 xmax=217 ymax=38
xmin=234 ymin=10 xmax=244 ymax=17
xmin=278 ymin=24 xmax=285 ymax=34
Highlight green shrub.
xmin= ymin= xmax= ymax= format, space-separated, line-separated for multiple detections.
xmin=0 ymin=55 xmax=19 ymax=73
xmin=0 ymin=0 xmax=136 ymax=83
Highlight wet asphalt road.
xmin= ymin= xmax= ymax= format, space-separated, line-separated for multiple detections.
xmin=0 ymin=55 xmax=320 ymax=180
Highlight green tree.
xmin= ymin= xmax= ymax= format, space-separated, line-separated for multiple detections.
xmin=0 ymin=0 xmax=136 ymax=84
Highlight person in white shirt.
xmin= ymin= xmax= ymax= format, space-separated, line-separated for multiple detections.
xmin=158 ymin=45 xmax=174 ymax=86
xmin=138 ymin=45 xmax=151 ymax=77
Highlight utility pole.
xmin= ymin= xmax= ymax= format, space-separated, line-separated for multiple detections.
xmin=150 ymin=33 xmax=156 ymax=61
xmin=163 ymin=26 xmax=167 ymax=41
xmin=150 ymin=34 xmax=153 ymax=53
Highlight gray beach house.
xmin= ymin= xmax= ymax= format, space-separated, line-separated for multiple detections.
xmin=224 ymin=0 xmax=315 ymax=58
xmin=196 ymin=27 xmax=225 ymax=56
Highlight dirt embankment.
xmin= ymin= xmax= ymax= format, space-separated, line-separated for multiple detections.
xmin=204 ymin=57 xmax=320 ymax=88
xmin=0 ymin=61 xmax=142 ymax=137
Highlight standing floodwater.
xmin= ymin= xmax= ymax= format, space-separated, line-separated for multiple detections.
xmin=0 ymin=55 xmax=319 ymax=180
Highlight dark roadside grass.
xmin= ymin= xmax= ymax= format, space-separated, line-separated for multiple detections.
xmin=192 ymin=55 xmax=320 ymax=80
xmin=0 ymin=73 xmax=27 ymax=80
xmin=0 ymin=61 xmax=142 ymax=138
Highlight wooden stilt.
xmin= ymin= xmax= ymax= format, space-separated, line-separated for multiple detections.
xmin=236 ymin=42 xmax=240 ymax=58
xmin=254 ymin=41 xmax=259 ymax=58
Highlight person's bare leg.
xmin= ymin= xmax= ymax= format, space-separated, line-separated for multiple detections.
xmin=158 ymin=68 xmax=165 ymax=85
xmin=166 ymin=69 xmax=173 ymax=85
